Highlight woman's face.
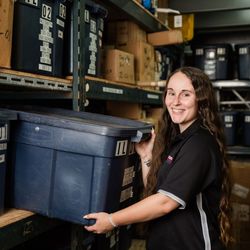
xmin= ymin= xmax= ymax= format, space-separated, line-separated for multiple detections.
xmin=165 ymin=71 xmax=198 ymax=133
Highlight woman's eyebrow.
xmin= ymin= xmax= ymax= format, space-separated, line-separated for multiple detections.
xmin=166 ymin=88 xmax=194 ymax=93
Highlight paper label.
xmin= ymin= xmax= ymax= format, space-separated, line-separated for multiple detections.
xmin=232 ymin=183 xmax=249 ymax=199
xmin=232 ymin=203 xmax=250 ymax=222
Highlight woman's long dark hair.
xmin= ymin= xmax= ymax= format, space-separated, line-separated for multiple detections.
xmin=145 ymin=66 xmax=233 ymax=246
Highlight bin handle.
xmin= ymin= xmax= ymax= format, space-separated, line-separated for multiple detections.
xmin=131 ymin=129 xmax=151 ymax=143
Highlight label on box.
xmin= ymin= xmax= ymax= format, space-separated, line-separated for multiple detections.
xmin=0 ymin=124 xmax=8 ymax=141
xmin=122 ymin=166 xmax=135 ymax=186
xmin=120 ymin=186 xmax=133 ymax=202
xmin=0 ymin=154 xmax=5 ymax=164
xmin=0 ymin=143 xmax=7 ymax=150
xmin=147 ymin=94 xmax=159 ymax=100
xmin=245 ymin=115 xmax=250 ymax=123
xmin=174 ymin=15 xmax=182 ymax=28
xmin=102 ymin=87 xmax=123 ymax=95
xmin=115 ymin=140 xmax=128 ymax=156
xmin=233 ymin=203 xmax=250 ymax=222
xmin=232 ymin=183 xmax=249 ymax=199
xmin=25 ymin=0 xmax=38 ymax=7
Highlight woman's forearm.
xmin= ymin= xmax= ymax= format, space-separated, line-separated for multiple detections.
xmin=111 ymin=193 xmax=179 ymax=226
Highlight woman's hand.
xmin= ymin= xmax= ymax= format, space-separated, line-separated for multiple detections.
xmin=83 ymin=212 xmax=115 ymax=234
xmin=135 ymin=128 xmax=156 ymax=161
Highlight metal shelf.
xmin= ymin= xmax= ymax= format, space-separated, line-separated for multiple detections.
xmin=102 ymin=0 xmax=167 ymax=32
xmin=0 ymin=72 xmax=163 ymax=105
xmin=85 ymin=77 xmax=163 ymax=105
xmin=0 ymin=70 xmax=72 ymax=92
xmin=168 ymin=0 xmax=250 ymax=31
xmin=212 ymin=80 xmax=250 ymax=109
xmin=227 ymin=146 xmax=250 ymax=156
xmin=212 ymin=80 xmax=250 ymax=89
xmin=0 ymin=209 xmax=63 ymax=250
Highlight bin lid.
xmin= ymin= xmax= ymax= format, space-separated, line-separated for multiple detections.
xmin=86 ymin=0 xmax=108 ymax=18
xmin=0 ymin=111 xmax=17 ymax=121
xmin=2 ymin=106 xmax=152 ymax=142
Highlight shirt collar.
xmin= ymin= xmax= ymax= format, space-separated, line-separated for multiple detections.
xmin=174 ymin=119 xmax=202 ymax=143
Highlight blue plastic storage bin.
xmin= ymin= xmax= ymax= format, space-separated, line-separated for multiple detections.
xmin=12 ymin=0 xmax=70 ymax=77
xmin=242 ymin=111 xmax=250 ymax=146
xmin=193 ymin=44 xmax=233 ymax=80
xmin=66 ymin=1 xmax=107 ymax=76
xmin=8 ymin=107 xmax=151 ymax=225
xmin=220 ymin=111 xmax=238 ymax=146
xmin=0 ymin=111 xmax=17 ymax=215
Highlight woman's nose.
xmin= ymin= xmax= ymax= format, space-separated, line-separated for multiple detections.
xmin=173 ymin=94 xmax=181 ymax=104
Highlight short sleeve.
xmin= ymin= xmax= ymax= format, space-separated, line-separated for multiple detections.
xmin=158 ymin=135 xmax=214 ymax=208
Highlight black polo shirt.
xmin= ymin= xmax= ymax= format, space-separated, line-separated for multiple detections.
xmin=147 ymin=119 xmax=225 ymax=250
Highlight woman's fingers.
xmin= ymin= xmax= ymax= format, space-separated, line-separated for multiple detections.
xmin=83 ymin=213 xmax=98 ymax=220
xmin=83 ymin=212 xmax=113 ymax=234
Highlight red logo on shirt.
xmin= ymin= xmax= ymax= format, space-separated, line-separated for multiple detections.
xmin=166 ymin=155 xmax=173 ymax=165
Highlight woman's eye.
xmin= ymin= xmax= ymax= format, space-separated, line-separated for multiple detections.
xmin=181 ymin=92 xmax=190 ymax=97
xmin=168 ymin=92 xmax=175 ymax=96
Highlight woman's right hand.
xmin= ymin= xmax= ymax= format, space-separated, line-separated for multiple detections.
xmin=135 ymin=128 xmax=156 ymax=161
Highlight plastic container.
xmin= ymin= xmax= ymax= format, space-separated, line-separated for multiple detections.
xmin=235 ymin=44 xmax=250 ymax=80
xmin=220 ymin=111 xmax=238 ymax=146
xmin=66 ymin=1 xmax=107 ymax=76
xmin=8 ymin=107 xmax=151 ymax=225
xmin=91 ymin=229 xmax=119 ymax=250
xmin=193 ymin=44 xmax=232 ymax=80
xmin=242 ymin=111 xmax=250 ymax=146
xmin=0 ymin=111 xmax=17 ymax=215
xmin=12 ymin=0 xmax=69 ymax=77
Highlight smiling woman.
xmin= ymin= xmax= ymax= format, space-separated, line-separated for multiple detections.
xmin=83 ymin=67 xmax=233 ymax=250
xmin=165 ymin=71 xmax=198 ymax=132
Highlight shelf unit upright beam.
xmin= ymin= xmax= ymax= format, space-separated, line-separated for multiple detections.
xmin=72 ymin=0 xmax=86 ymax=111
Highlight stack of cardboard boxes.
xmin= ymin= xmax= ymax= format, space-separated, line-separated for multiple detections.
xmin=230 ymin=160 xmax=250 ymax=250
xmin=103 ymin=21 xmax=155 ymax=85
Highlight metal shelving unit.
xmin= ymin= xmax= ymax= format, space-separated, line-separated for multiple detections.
xmin=213 ymin=80 xmax=250 ymax=156
xmin=212 ymin=80 xmax=250 ymax=109
xmin=0 ymin=0 xmax=165 ymax=107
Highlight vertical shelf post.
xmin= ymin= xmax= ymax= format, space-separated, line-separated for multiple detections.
xmin=72 ymin=0 xmax=86 ymax=111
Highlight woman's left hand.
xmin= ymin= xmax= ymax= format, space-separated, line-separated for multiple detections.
xmin=83 ymin=212 xmax=114 ymax=234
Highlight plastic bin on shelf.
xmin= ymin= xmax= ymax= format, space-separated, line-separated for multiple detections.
xmin=220 ymin=111 xmax=238 ymax=146
xmin=235 ymin=44 xmax=250 ymax=80
xmin=7 ymin=107 xmax=151 ymax=225
xmin=0 ymin=111 xmax=17 ymax=215
xmin=242 ymin=111 xmax=250 ymax=146
xmin=193 ymin=44 xmax=232 ymax=80
xmin=65 ymin=0 xmax=107 ymax=76
xmin=12 ymin=0 xmax=70 ymax=77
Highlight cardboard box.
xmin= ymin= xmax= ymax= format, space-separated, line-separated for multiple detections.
xmin=230 ymin=160 xmax=250 ymax=204
xmin=230 ymin=202 xmax=250 ymax=250
xmin=117 ymin=41 xmax=155 ymax=82
xmin=103 ymin=49 xmax=135 ymax=84
xmin=168 ymin=14 xmax=194 ymax=41
xmin=0 ymin=0 xmax=14 ymax=68
xmin=115 ymin=21 xmax=147 ymax=46
xmin=147 ymin=30 xmax=183 ymax=46
xmin=106 ymin=101 xmax=143 ymax=120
